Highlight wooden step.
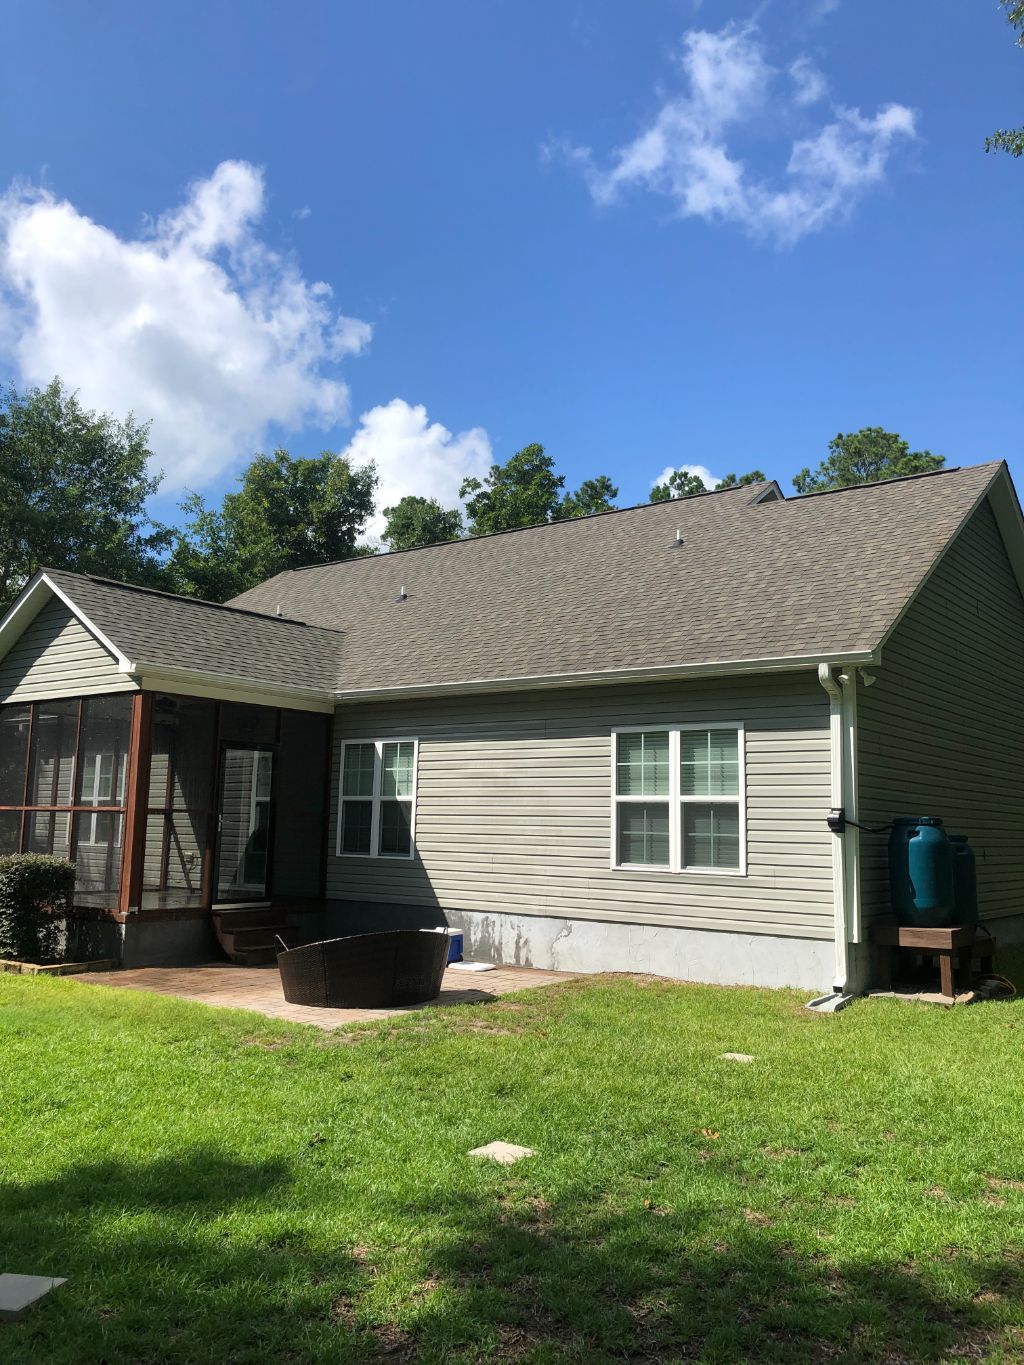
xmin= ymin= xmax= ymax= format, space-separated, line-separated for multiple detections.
xmin=212 ymin=907 xmax=284 ymax=929
xmin=232 ymin=944 xmax=280 ymax=967
xmin=220 ymin=924 xmax=291 ymax=950
xmin=213 ymin=907 xmax=295 ymax=965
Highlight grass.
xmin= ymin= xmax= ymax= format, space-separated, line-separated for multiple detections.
xmin=2 ymin=965 xmax=1024 ymax=1364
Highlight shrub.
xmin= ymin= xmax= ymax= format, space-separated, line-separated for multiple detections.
xmin=0 ymin=854 xmax=75 ymax=963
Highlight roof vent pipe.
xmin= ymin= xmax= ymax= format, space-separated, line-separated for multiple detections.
xmin=398 ymin=585 xmax=408 ymax=601
xmin=675 ymin=529 xmax=684 ymax=546
xmin=276 ymin=604 xmax=282 ymax=617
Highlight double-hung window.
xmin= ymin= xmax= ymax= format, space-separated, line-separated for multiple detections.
xmin=612 ymin=724 xmax=745 ymax=874
xmin=337 ymin=738 xmax=418 ymax=859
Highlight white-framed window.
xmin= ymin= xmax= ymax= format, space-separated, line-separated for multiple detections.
xmin=79 ymin=751 xmax=126 ymax=846
xmin=611 ymin=724 xmax=746 ymax=875
xmin=337 ymin=738 xmax=418 ymax=859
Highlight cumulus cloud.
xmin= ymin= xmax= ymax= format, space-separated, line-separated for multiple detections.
xmin=339 ymin=398 xmax=492 ymax=544
xmin=0 ymin=161 xmax=370 ymax=487
xmin=654 ymin=462 xmax=722 ymax=490
xmin=558 ymin=23 xmax=916 ymax=246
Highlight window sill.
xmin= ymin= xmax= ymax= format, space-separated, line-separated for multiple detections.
xmin=613 ymin=863 xmax=747 ymax=878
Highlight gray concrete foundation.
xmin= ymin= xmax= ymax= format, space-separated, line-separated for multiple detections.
xmin=324 ymin=900 xmax=834 ymax=991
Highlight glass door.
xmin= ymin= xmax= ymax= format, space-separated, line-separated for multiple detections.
xmin=216 ymin=747 xmax=273 ymax=900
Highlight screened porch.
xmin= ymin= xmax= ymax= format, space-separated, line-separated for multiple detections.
xmin=0 ymin=691 xmax=331 ymax=916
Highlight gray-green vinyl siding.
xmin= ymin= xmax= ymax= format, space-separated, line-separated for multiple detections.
xmin=329 ymin=674 xmax=833 ymax=939
xmin=0 ymin=600 xmax=136 ymax=703
xmin=858 ymin=497 xmax=1024 ymax=925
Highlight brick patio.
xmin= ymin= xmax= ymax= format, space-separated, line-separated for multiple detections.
xmin=79 ymin=961 xmax=576 ymax=1030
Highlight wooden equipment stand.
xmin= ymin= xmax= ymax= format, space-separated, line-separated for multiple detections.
xmin=869 ymin=921 xmax=995 ymax=999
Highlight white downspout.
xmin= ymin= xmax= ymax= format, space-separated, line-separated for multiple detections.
xmin=817 ymin=665 xmax=862 ymax=999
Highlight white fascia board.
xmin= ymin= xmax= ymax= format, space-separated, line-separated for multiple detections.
xmin=984 ymin=464 xmax=1024 ymax=607
xmin=0 ymin=572 xmax=136 ymax=672
xmin=42 ymin=575 xmax=136 ymax=671
xmin=875 ymin=462 xmax=1008 ymax=656
xmin=331 ymin=649 xmax=880 ymax=703
xmin=133 ymin=663 xmax=334 ymax=713
xmin=0 ymin=573 xmax=51 ymax=661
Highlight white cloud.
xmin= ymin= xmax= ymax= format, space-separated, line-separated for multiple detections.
xmin=655 ymin=462 xmax=722 ymax=490
xmin=339 ymin=398 xmax=492 ymax=544
xmin=560 ymin=23 xmax=916 ymax=246
xmin=789 ymin=55 xmax=828 ymax=107
xmin=0 ymin=161 xmax=370 ymax=487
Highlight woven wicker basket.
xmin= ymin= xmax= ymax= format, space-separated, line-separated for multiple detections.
xmin=277 ymin=930 xmax=449 ymax=1008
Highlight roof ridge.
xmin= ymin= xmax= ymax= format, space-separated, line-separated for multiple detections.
xmin=279 ymin=464 xmax=998 ymax=580
xmin=285 ymin=478 xmax=771 ymax=574
xmin=785 ymin=462 xmax=1000 ymax=503
xmin=41 ymin=568 xmax=344 ymax=633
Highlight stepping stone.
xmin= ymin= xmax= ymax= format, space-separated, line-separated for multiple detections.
xmin=468 ymin=1141 xmax=535 ymax=1165
xmin=0 ymin=1274 xmax=66 ymax=1322
xmin=720 ymin=1052 xmax=755 ymax=1063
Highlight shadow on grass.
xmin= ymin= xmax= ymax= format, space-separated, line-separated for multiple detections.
xmin=2 ymin=1154 xmax=1022 ymax=1363
xmin=396 ymin=1186 xmax=1024 ymax=1364
xmin=0 ymin=1151 xmax=375 ymax=1364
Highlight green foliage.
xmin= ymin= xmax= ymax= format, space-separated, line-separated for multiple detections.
xmin=167 ymin=449 xmax=378 ymax=600
xmin=382 ymin=495 xmax=464 ymax=551
xmin=460 ymin=443 xmax=618 ymax=534
xmin=986 ymin=1 xmax=1023 ymax=156
xmin=557 ymin=475 xmax=620 ymax=519
xmin=792 ymin=428 xmax=945 ymax=494
xmin=717 ymin=469 xmax=767 ymax=488
xmin=650 ymin=469 xmax=708 ymax=502
xmin=0 ymin=379 xmax=169 ymax=611
xmin=0 ymin=853 xmax=74 ymax=963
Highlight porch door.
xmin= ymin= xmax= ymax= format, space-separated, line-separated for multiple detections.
xmin=216 ymin=747 xmax=273 ymax=900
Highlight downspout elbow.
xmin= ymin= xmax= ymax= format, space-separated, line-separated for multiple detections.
xmin=817 ymin=661 xmax=841 ymax=702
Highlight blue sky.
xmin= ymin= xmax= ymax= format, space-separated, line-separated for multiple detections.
xmin=1 ymin=0 xmax=1021 ymax=534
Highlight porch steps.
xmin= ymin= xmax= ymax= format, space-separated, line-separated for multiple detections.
xmin=213 ymin=907 xmax=296 ymax=967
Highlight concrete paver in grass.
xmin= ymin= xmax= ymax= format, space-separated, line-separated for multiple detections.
xmin=79 ymin=962 xmax=576 ymax=1030
xmin=0 ymin=1274 xmax=66 ymax=1322
xmin=468 ymin=1142 xmax=536 ymax=1165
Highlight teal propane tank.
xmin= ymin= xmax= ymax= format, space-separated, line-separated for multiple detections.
xmin=888 ymin=816 xmax=955 ymax=927
xmin=948 ymin=834 xmax=979 ymax=926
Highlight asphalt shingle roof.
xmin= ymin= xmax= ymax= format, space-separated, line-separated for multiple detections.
xmin=41 ymin=570 xmax=343 ymax=692
xmin=223 ymin=462 xmax=1005 ymax=694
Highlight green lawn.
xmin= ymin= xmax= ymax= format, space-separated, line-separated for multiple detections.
xmin=2 ymin=967 xmax=1024 ymax=1364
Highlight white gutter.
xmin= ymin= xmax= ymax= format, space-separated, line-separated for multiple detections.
xmin=335 ymin=649 xmax=880 ymax=703
xmin=817 ymin=662 xmax=862 ymax=994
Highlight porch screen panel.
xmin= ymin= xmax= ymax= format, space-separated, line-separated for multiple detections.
xmin=69 ymin=697 xmax=131 ymax=897
xmin=25 ymin=700 xmax=78 ymax=856
xmin=143 ymin=697 xmax=216 ymax=907
xmin=0 ymin=706 xmax=30 ymax=853
xmin=0 ymin=695 xmax=133 ymax=900
xmin=0 ymin=705 xmax=30 ymax=806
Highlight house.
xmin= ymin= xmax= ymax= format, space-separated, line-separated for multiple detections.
xmin=1 ymin=460 xmax=1022 ymax=993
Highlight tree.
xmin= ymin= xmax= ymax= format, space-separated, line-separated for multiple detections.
xmin=460 ymin=444 xmax=618 ymax=534
xmin=382 ymin=496 xmax=463 ymax=551
xmin=986 ymin=1 xmax=1024 ymax=157
xmin=650 ymin=469 xmax=708 ymax=502
xmin=718 ymin=470 xmax=767 ymax=488
xmin=0 ymin=378 xmax=169 ymax=611
xmin=168 ymin=449 xmax=377 ymax=600
xmin=792 ymin=428 xmax=944 ymax=495
xmin=558 ymin=475 xmax=619 ymax=519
